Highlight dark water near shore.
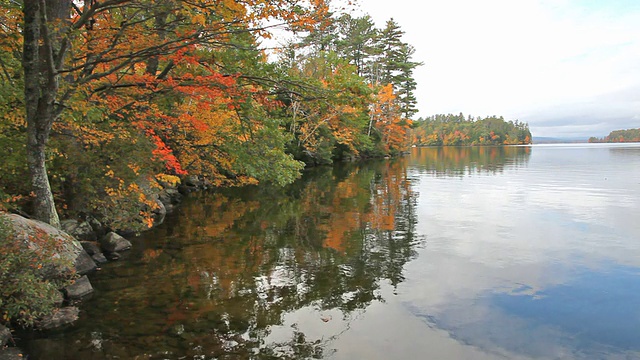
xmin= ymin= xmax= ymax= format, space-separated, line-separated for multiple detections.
xmin=23 ymin=144 xmax=640 ymax=359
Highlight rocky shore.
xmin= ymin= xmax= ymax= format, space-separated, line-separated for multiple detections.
xmin=0 ymin=175 xmax=208 ymax=358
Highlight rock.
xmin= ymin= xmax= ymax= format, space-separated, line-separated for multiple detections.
xmin=177 ymin=183 xmax=196 ymax=195
xmin=91 ymin=252 xmax=108 ymax=264
xmin=159 ymin=188 xmax=182 ymax=205
xmin=74 ymin=248 xmax=97 ymax=275
xmin=80 ymin=241 xmax=101 ymax=255
xmin=60 ymin=219 xmax=97 ymax=241
xmin=81 ymin=241 xmax=108 ymax=264
xmin=184 ymin=175 xmax=203 ymax=187
xmin=0 ymin=325 xmax=10 ymax=347
xmin=100 ymin=232 xmax=132 ymax=253
xmin=0 ymin=347 xmax=24 ymax=360
xmin=0 ymin=213 xmax=89 ymax=280
xmin=159 ymin=188 xmax=182 ymax=213
xmin=152 ymin=197 xmax=166 ymax=226
xmin=64 ymin=275 xmax=94 ymax=299
xmin=106 ymin=252 xmax=121 ymax=261
xmin=87 ymin=217 xmax=107 ymax=239
xmin=37 ymin=307 xmax=79 ymax=330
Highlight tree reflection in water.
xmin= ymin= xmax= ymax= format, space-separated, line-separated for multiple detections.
xmin=23 ymin=159 xmax=423 ymax=359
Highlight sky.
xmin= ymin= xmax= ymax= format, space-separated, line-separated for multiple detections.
xmin=348 ymin=0 xmax=640 ymax=138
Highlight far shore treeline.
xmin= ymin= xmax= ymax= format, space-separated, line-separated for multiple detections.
xmin=588 ymin=128 xmax=640 ymax=143
xmin=411 ymin=113 xmax=532 ymax=146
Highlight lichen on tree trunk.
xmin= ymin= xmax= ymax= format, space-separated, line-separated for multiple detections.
xmin=22 ymin=0 xmax=68 ymax=228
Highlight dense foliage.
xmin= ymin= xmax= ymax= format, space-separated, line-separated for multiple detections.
xmin=0 ymin=1 xmax=421 ymax=230
xmin=588 ymin=128 xmax=640 ymax=143
xmin=411 ymin=113 xmax=532 ymax=146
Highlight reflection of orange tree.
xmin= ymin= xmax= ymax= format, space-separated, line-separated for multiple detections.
xmin=79 ymin=160 xmax=420 ymax=359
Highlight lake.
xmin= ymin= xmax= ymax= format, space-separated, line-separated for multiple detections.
xmin=22 ymin=143 xmax=640 ymax=359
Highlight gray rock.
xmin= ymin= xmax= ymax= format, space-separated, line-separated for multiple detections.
xmin=87 ymin=217 xmax=107 ymax=239
xmin=0 ymin=213 xmax=86 ymax=280
xmin=178 ymin=183 xmax=196 ymax=195
xmin=159 ymin=188 xmax=182 ymax=205
xmin=100 ymin=232 xmax=132 ymax=253
xmin=0 ymin=347 xmax=24 ymax=360
xmin=74 ymin=248 xmax=97 ymax=275
xmin=64 ymin=275 xmax=94 ymax=299
xmin=106 ymin=252 xmax=121 ymax=260
xmin=152 ymin=197 xmax=166 ymax=226
xmin=91 ymin=252 xmax=108 ymax=264
xmin=61 ymin=219 xmax=97 ymax=241
xmin=184 ymin=175 xmax=203 ymax=187
xmin=37 ymin=307 xmax=79 ymax=330
xmin=0 ymin=325 xmax=10 ymax=347
xmin=80 ymin=241 xmax=101 ymax=255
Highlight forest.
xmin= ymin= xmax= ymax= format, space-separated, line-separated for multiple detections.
xmin=588 ymin=128 xmax=640 ymax=143
xmin=411 ymin=113 xmax=532 ymax=146
xmin=0 ymin=0 xmax=422 ymax=230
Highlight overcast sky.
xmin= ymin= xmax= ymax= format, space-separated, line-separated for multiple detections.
xmin=351 ymin=0 xmax=640 ymax=138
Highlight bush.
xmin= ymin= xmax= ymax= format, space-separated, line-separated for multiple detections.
xmin=0 ymin=216 xmax=75 ymax=328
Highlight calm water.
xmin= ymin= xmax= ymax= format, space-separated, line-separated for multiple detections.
xmin=23 ymin=144 xmax=640 ymax=359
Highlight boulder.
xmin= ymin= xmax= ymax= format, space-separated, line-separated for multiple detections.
xmin=87 ymin=217 xmax=107 ymax=239
xmin=100 ymin=232 xmax=132 ymax=253
xmin=80 ymin=241 xmax=101 ymax=255
xmin=184 ymin=175 xmax=203 ymax=187
xmin=159 ymin=188 xmax=182 ymax=213
xmin=152 ymin=196 xmax=166 ymax=226
xmin=81 ymin=241 xmax=108 ymax=264
xmin=64 ymin=275 xmax=94 ymax=299
xmin=0 ymin=213 xmax=94 ymax=279
xmin=37 ymin=307 xmax=79 ymax=330
xmin=74 ymin=249 xmax=97 ymax=275
xmin=0 ymin=325 xmax=10 ymax=347
xmin=91 ymin=252 xmax=108 ymax=264
xmin=60 ymin=219 xmax=97 ymax=241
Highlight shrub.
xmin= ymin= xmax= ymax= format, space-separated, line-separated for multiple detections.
xmin=0 ymin=216 xmax=75 ymax=327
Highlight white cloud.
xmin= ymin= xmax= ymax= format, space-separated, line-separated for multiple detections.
xmin=356 ymin=0 xmax=640 ymax=137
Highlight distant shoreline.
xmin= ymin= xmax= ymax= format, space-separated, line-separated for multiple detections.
xmin=532 ymin=137 xmax=589 ymax=144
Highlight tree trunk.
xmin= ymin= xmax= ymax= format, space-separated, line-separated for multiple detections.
xmin=22 ymin=0 xmax=68 ymax=227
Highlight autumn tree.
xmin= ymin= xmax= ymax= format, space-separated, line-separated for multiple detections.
xmin=15 ymin=0 xmax=329 ymax=227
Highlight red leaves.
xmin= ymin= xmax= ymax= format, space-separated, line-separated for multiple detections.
xmin=146 ymin=130 xmax=187 ymax=175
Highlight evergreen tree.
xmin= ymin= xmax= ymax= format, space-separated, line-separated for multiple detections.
xmin=334 ymin=14 xmax=380 ymax=77
xmin=376 ymin=19 xmax=422 ymax=119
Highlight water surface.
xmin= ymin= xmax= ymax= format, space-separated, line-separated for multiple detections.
xmin=24 ymin=144 xmax=640 ymax=359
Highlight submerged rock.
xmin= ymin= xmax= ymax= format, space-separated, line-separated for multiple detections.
xmin=37 ymin=307 xmax=79 ymax=330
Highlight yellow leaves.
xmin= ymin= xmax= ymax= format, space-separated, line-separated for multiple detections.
xmin=156 ymin=174 xmax=181 ymax=187
xmin=191 ymin=14 xmax=207 ymax=26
